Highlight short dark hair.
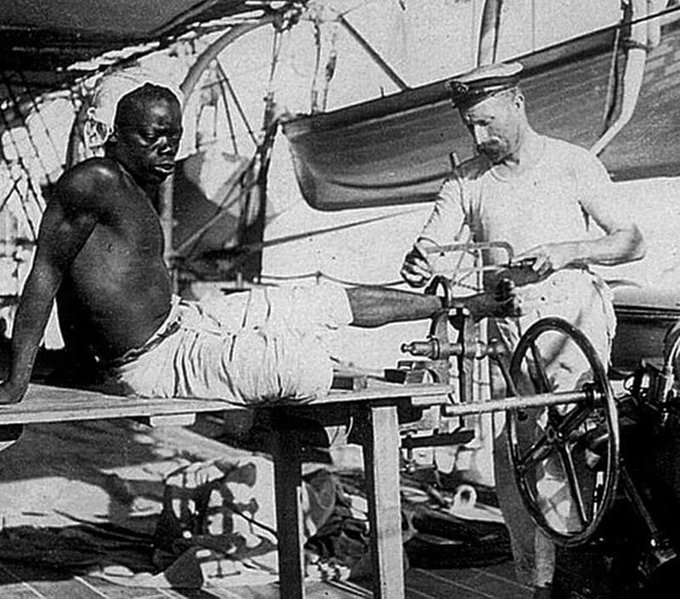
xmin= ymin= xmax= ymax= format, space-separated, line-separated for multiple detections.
xmin=114 ymin=83 xmax=180 ymax=129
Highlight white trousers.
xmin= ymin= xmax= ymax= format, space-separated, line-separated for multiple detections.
xmin=99 ymin=285 xmax=353 ymax=404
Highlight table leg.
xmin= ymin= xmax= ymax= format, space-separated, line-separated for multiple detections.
xmin=359 ymin=404 xmax=405 ymax=599
xmin=272 ymin=426 xmax=305 ymax=599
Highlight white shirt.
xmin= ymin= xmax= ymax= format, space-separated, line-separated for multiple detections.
xmin=419 ymin=136 xmax=613 ymax=265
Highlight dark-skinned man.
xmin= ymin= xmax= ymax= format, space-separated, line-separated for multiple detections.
xmin=0 ymin=81 xmax=516 ymax=407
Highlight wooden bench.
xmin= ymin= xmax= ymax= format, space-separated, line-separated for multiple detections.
xmin=0 ymin=380 xmax=455 ymax=598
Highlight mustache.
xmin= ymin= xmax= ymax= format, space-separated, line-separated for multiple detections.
xmin=477 ymin=144 xmax=502 ymax=156
xmin=477 ymin=141 xmax=502 ymax=151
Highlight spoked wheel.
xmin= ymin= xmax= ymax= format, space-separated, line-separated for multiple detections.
xmin=507 ymin=317 xmax=620 ymax=546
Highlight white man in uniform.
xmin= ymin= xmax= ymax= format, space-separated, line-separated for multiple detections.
xmin=400 ymin=62 xmax=645 ymax=598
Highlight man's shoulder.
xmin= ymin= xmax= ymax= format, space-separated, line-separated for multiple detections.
xmin=542 ymin=136 xmax=599 ymax=163
xmin=435 ymin=155 xmax=489 ymax=207
xmin=449 ymin=154 xmax=491 ymax=183
xmin=62 ymin=157 xmax=122 ymax=184
xmin=541 ymin=136 xmax=610 ymax=183
xmin=56 ymin=157 xmax=125 ymax=198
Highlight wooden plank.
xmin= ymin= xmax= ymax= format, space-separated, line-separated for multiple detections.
xmin=358 ymin=404 xmax=405 ymax=599
xmin=406 ymin=568 xmax=494 ymax=599
xmin=0 ymin=385 xmax=233 ymax=425
xmin=0 ymin=383 xmax=454 ymax=426
xmin=0 ymin=561 xmax=106 ymax=599
xmin=299 ymin=383 xmax=453 ymax=405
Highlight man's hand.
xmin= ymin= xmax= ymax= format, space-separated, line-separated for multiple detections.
xmin=513 ymin=242 xmax=579 ymax=278
xmin=400 ymin=242 xmax=433 ymax=288
xmin=0 ymin=381 xmax=27 ymax=405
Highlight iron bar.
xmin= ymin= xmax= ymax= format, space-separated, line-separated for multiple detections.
xmin=418 ymin=388 xmax=598 ymax=417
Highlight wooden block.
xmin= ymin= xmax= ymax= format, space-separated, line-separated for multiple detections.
xmin=384 ymin=368 xmax=428 ymax=384
xmin=135 ymin=413 xmax=197 ymax=427
xmin=331 ymin=374 xmax=368 ymax=390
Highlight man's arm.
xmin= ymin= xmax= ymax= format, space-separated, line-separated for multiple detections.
xmin=514 ymin=159 xmax=645 ymax=278
xmin=513 ymin=218 xmax=644 ymax=278
xmin=401 ymin=178 xmax=467 ymax=287
xmin=0 ymin=168 xmax=101 ymax=403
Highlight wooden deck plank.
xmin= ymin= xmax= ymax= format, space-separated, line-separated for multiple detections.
xmin=410 ymin=566 xmax=533 ymax=599
xmin=470 ymin=564 xmax=533 ymax=596
xmin=0 ymin=561 xmax=104 ymax=599
xmin=165 ymin=581 xmax=373 ymax=599
xmin=0 ymin=562 xmax=45 ymax=599
xmin=0 ymin=568 xmax=374 ymax=599
xmin=0 ymin=584 xmax=46 ymax=599
xmin=404 ymin=588 xmax=439 ymax=599
xmin=0 ymin=383 xmax=453 ymax=427
xmin=470 ymin=561 xmax=523 ymax=580
xmin=412 ymin=565 xmax=485 ymax=587
xmin=406 ymin=568 xmax=497 ymax=598
xmin=437 ymin=569 xmax=532 ymax=599
xmin=82 ymin=574 xmax=201 ymax=598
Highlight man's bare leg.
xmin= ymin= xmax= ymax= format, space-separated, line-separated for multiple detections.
xmin=346 ymin=284 xmax=519 ymax=328
xmin=346 ymin=287 xmax=442 ymax=328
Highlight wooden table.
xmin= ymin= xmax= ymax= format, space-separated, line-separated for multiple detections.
xmin=0 ymin=381 xmax=455 ymax=598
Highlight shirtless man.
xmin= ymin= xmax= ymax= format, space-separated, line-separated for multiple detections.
xmin=0 ymin=82 xmax=514 ymax=406
xmin=401 ymin=62 xmax=645 ymax=598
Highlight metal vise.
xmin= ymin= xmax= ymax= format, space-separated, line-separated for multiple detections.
xmin=398 ymin=275 xmax=505 ymax=401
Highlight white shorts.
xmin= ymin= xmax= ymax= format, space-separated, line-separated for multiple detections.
xmin=98 ymin=284 xmax=353 ymax=404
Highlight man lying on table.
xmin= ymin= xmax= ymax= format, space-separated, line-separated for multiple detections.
xmin=0 ymin=79 xmax=518 ymax=406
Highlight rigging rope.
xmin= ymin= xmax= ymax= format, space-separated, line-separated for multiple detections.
xmin=0 ymin=106 xmax=42 ymax=239
xmin=17 ymin=69 xmax=64 ymax=174
xmin=265 ymin=21 xmax=285 ymax=118
xmin=0 ymin=70 xmax=55 ymax=187
xmin=257 ymin=269 xmax=481 ymax=292
xmin=216 ymin=58 xmax=258 ymax=146
xmin=214 ymin=62 xmax=240 ymax=154
xmin=259 ymin=270 xmax=406 ymax=287
xmin=320 ymin=22 xmax=339 ymax=111
xmin=308 ymin=5 xmax=340 ymax=113
xmin=0 ymin=177 xmax=22 ymax=215
xmin=602 ymin=5 xmax=625 ymax=132
xmin=310 ymin=19 xmax=324 ymax=113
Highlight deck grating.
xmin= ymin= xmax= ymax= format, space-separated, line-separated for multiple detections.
xmin=407 ymin=568 xmax=501 ymax=599
xmin=0 ymin=558 xmax=530 ymax=599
